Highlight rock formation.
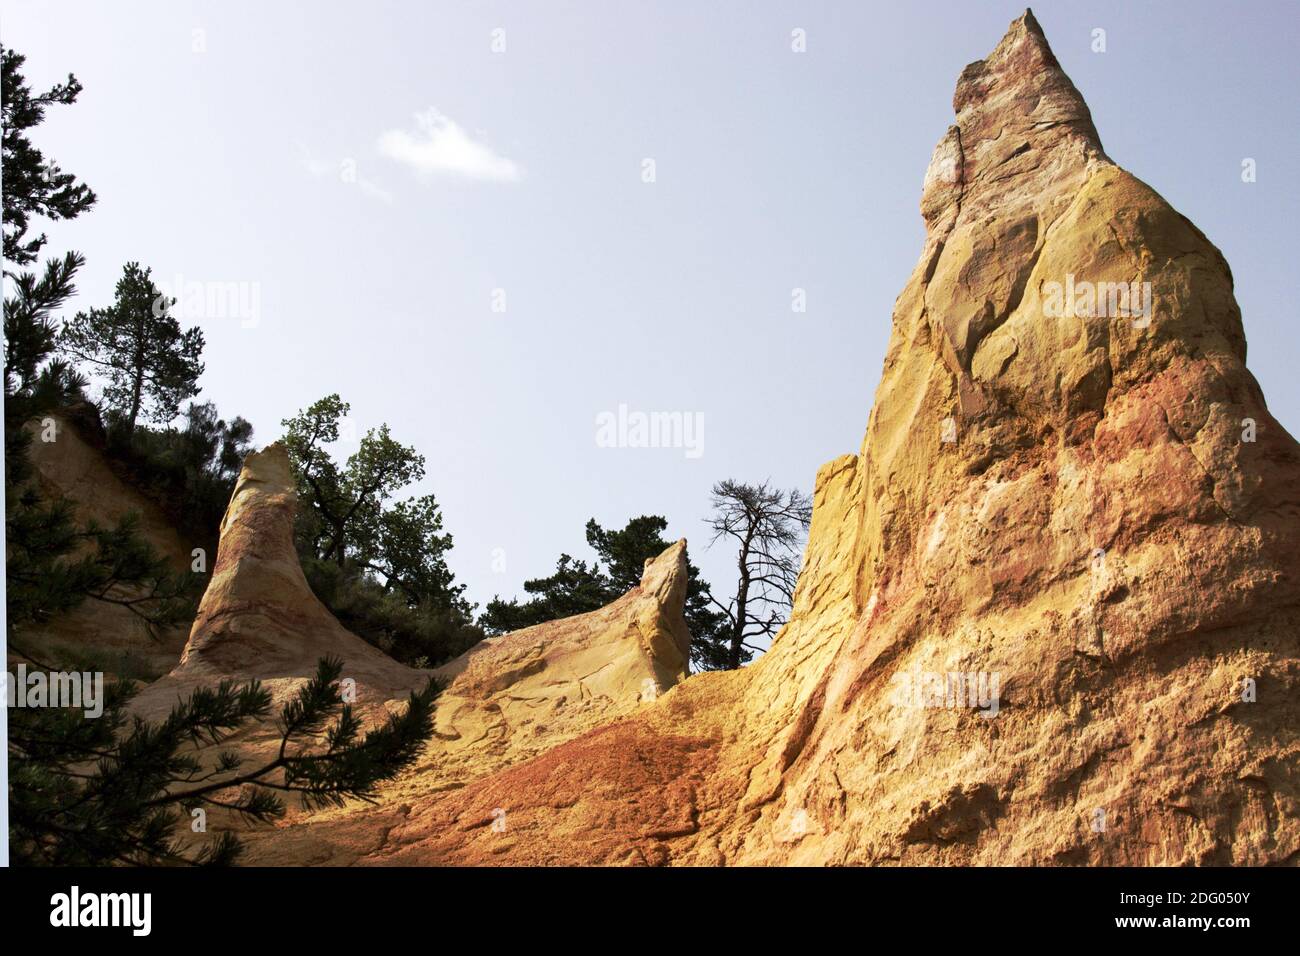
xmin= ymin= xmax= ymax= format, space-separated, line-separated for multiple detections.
xmin=47 ymin=9 xmax=1295 ymax=866
xmin=255 ymin=9 xmax=1299 ymax=866
xmin=129 ymin=444 xmax=429 ymax=724
xmin=240 ymin=531 xmax=693 ymax=865
xmin=122 ymin=443 xmax=694 ymax=861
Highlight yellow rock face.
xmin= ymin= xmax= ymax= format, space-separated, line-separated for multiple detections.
xmin=309 ymin=11 xmax=1297 ymax=866
xmin=118 ymin=443 xmax=693 ymax=864
xmin=33 ymin=10 xmax=1298 ymax=867
xmin=421 ymin=533 xmax=691 ymax=791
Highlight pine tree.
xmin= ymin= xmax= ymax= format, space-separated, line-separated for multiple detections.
xmin=480 ymin=515 xmax=735 ymax=671
xmin=2 ymin=49 xmax=193 ymax=642
xmin=1 ymin=47 xmax=96 ymax=270
xmin=58 ymin=262 xmax=205 ymax=437
xmin=706 ymin=480 xmax=812 ymax=669
xmin=478 ymin=554 xmax=610 ymax=633
xmin=4 ymin=44 xmax=215 ymax=865
xmin=9 ymin=656 xmax=440 ymax=865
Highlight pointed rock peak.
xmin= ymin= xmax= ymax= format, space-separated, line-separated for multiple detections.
xmin=922 ymin=11 xmax=1107 ymax=230
xmin=220 ymin=441 xmax=294 ymax=534
xmin=641 ymin=538 xmax=688 ymax=586
xmin=955 ymin=9 xmax=1091 ymax=121
xmin=634 ymin=538 xmax=692 ymax=671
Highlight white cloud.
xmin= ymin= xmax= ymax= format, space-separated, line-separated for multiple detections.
xmin=377 ymin=108 xmax=522 ymax=183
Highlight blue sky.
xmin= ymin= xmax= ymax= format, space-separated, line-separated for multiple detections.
xmin=4 ymin=0 xmax=1298 ymax=634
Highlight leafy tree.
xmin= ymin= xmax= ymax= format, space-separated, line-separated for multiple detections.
xmin=9 ymin=655 xmax=439 ymax=865
xmin=1 ymin=47 xmax=96 ymax=270
xmin=480 ymin=515 xmax=734 ymax=671
xmin=706 ymin=480 xmax=812 ymax=669
xmin=354 ymin=494 xmax=461 ymax=607
xmin=58 ymin=262 xmax=205 ymax=436
xmin=281 ymin=395 xmax=465 ymax=610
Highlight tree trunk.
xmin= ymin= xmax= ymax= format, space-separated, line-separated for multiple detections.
xmin=126 ymin=366 xmax=144 ymax=437
xmin=728 ymin=539 xmax=752 ymax=669
xmin=332 ymin=522 xmax=346 ymax=568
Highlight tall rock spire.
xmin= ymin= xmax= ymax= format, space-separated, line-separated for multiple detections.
xmin=248 ymin=12 xmax=1300 ymax=867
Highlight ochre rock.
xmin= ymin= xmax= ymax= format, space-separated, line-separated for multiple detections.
xmin=420 ymin=532 xmax=690 ymax=789
xmin=16 ymin=412 xmax=194 ymax=676
xmin=131 ymin=445 xmax=426 ymax=716
xmin=122 ymin=443 xmax=693 ymax=861
xmin=288 ymin=10 xmax=1299 ymax=866
xmin=242 ymin=537 xmax=693 ymax=865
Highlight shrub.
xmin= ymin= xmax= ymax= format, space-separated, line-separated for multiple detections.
xmin=302 ymin=557 xmax=484 ymax=668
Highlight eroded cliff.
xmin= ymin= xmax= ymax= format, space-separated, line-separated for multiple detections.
xmin=119 ymin=444 xmax=695 ymax=863
xmin=301 ymin=10 xmax=1300 ymax=866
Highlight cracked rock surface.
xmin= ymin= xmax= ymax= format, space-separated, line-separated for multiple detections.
xmin=121 ymin=444 xmax=693 ymax=864
xmin=40 ymin=10 xmax=1299 ymax=866
xmin=292 ymin=10 xmax=1298 ymax=866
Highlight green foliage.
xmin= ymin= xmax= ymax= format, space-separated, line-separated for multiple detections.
xmin=59 ymin=262 xmax=205 ymax=435
xmin=478 ymin=554 xmax=610 ymax=634
xmin=302 ymin=557 xmax=483 ymax=668
xmin=2 ymin=70 xmax=194 ymax=647
xmin=4 ymin=252 xmax=89 ymax=487
xmin=587 ymin=515 xmax=678 ymax=592
xmin=282 ymin=395 xmax=470 ymax=614
xmin=4 ymin=45 xmax=213 ymax=867
xmin=354 ymin=494 xmax=462 ymax=607
xmin=126 ymin=399 xmax=252 ymax=485
xmin=1 ymin=46 xmax=96 ymax=270
xmin=479 ymin=515 xmax=736 ymax=671
xmin=97 ymin=399 xmax=253 ymax=548
xmin=281 ymin=395 xmax=483 ymax=665
xmin=5 ymin=503 xmax=196 ymax=641
xmin=9 ymin=655 xmax=440 ymax=865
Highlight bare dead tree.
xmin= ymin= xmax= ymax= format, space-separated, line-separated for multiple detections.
xmin=706 ymin=479 xmax=812 ymax=669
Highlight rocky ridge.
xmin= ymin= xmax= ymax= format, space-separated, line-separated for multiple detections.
xmin=123 ymin=444 xmax=694 ymax=861
xmin=26 ymin=10 xmax=1298 ymax=867
xmin=270 ymin=9 xmax=1300 ymax=866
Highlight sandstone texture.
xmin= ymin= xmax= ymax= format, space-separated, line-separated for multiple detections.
xmin=263 ymin=10 xmax=1298 ymax=866
xmin=120 ymin=444 xmax=693 ymax=862
xmin=16 ymin=412 xmax=194 ymax=676
xmin=241 ymin=534 xmax=693 ymax=865
xmin=129 ymin=444 xmax=428 ymax=726
xmin=36 ymin=10 xmax=1298 ymax=867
